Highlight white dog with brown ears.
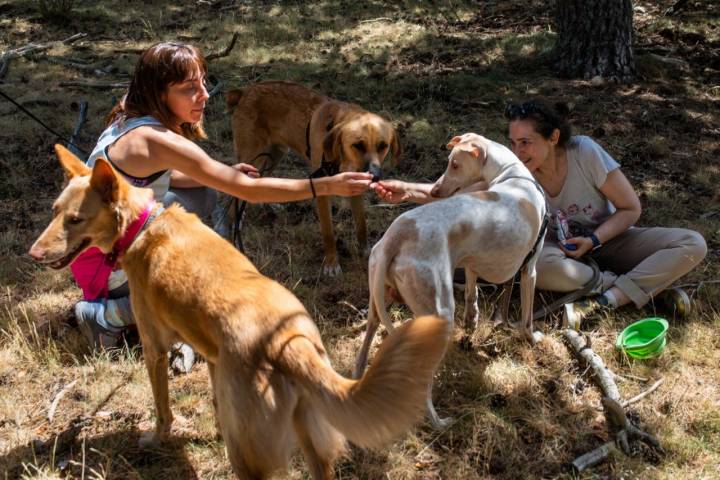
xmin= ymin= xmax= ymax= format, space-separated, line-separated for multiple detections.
xmin=354 ymin=133 xmax=547 ymax=428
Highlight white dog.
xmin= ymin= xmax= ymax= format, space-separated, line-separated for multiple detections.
xmin=354 ymin=133 xmax=547 ymax=428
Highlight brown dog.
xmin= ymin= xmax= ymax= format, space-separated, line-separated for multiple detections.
xmin=28 ymin=145 xmax=448 ymax=479
xmin=226 ymin=80 xmax=402 ymax=275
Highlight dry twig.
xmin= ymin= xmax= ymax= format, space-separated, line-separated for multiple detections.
xmin=47 ymin=379 xmax=78 ymax=424
xmin=622 ymin=378 xmax=664 ymax=408
xmin=59 ymin=81 xmax=128 ymax=90
xmin=206 ymin=32 xmax=240 ymax=61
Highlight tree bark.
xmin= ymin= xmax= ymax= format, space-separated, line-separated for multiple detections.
xmin=554 ymin=0 xmax=635 ymax=83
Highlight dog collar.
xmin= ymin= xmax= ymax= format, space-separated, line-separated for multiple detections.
xmin=70 ymin=200 xmax=158 ymax=300
xmin=106 ymin=200 xmax=156 ymax=265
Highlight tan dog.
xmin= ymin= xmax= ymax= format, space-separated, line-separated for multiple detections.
xmin=226 ymin=80 xmax=401 ymax=275
xmin=29 ymin=145 xmax=448 ymax=479
xmin=354 ymin=133 xmax=546 ymax=429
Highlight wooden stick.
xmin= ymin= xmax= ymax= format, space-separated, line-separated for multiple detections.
xmin=571 ymin=441 xmax=618 ymax=473
xmin=60 ymin=80 xmax=128 ymax=90
xmin=563 ymin=329 xmax=619 ymax=400
xmin=622 ymin=378 xmax=664 ymax=408
xmin=62 ymin=33 xmax=87 ymax=44
xmin=47 ymin=379 xmax=78 ymax=424
xmin=206 ymin=32 xmax=239 ymax=61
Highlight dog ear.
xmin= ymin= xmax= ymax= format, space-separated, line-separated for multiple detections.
xmin=390 ymin=130 xmax=403 ymax=166
xmin=446 ymin=136 xmax=463 ymax=150
xmin=322 ymin=125 xmax=343 ymax=162
xmin=89 ymin=158 xmax=120 ymax=204
xmin=468 ymin=142 xmax=486 ymax=164
xmin=225 ymin=89 xmax=243 ymax=113
xmin=55 ymin=144 xmax=90 ymax=179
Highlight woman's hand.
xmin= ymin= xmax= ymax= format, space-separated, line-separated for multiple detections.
xmin=324 ymin=172 xmax=373 ymax=197
xmin=372 ymin=179 xmax=413 ymax=203
xmin=232 ymin=163 xmax=260 ymax=178
xmin=560 ymin=236 xmax=594 ymax=259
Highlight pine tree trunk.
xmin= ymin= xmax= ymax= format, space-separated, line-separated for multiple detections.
xmin=554 ymin=0 xmax=635 ymax=83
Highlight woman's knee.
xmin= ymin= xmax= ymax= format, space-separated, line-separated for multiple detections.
xmin=683 ymin=229 xmax=707 ymax=265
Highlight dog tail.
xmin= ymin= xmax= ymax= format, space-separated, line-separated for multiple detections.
xmin=280 ymin=315 xmax=449 ymax=448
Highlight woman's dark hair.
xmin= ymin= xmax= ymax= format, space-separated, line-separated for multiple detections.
xmin=106 ymin=42 xmax=207 ymax=141
xmin=504 ymin=99 xmax=572 ymax=147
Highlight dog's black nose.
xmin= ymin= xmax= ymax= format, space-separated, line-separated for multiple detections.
xmin=367 ymin=164 xmax=382 ymax=183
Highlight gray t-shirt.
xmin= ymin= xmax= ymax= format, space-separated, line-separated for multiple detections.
xmin=547 ymin=135 xmax=620 ymax=240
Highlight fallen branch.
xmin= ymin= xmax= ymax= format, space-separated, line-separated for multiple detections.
xmin=359 ymin=17 xmax=393 ymax=24
xmin=206 ymin=32 xmax=239 ymax=61
xmin=563 ymin=329 xmax=664 ymax=472
xmin=0 ymin=43 xmax=51 ymax=63
xmin=62 ymin=33 xmax=87 ymax=44
xmin=571 ymin=441 xmax=618 ymax=472
xmin=0 ymin=33 xmax=87 ymax=63
xmin=47 ymin=379 xmax=78 ymax=424
xmin=34 ymin=55 xmax=112 ymax=75
xmin=563 ymin=329 xmax=619 ymax=400
xmin=60 ymin=80 xmax=128 ymax=90
xmin=622 ymin=378 xmax=664 ymax=408
xmin=207 ymin=80 xmax=224 ymax=98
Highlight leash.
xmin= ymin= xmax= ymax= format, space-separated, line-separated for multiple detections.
xmin=0 ymin=87 xmax=88 ymax=156
xmin=532 ymin=257 xmax=601 ymax=321
xmin=226 ymin=118 xmax=340 ymax=253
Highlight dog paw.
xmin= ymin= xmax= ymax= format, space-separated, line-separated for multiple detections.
xmin=432 ymin=416 xmax=454 ymax=429
xmin=322 ymin=262 xmax=342 ymax=276
xmin=530 ymin=330 xmax=544 ymax=344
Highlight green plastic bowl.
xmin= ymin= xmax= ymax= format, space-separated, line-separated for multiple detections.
xmin=616 ymin=317 xmax=669 ymax=359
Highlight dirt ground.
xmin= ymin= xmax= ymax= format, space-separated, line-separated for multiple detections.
xmin=1 ymin=1 xmax=719 ymax=479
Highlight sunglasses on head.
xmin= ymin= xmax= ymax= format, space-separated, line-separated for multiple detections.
xmin=504 ymin=100 xmax=539 ymax=120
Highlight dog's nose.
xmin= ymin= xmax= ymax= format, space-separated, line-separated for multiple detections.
xmin=367 ymin=164 xmax=382 ymax=183
xmin=28 ymin=245 xmax=45 ymax=261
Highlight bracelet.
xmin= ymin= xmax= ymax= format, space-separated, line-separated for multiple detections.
xmin=308 ymin=176 xmax=317 ymax=198
xmin=588 ymin=233 xmax=602 ymax=249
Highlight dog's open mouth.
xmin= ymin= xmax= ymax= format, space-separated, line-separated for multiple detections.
xmin=49 ymin=238 xmax=91 ymax=269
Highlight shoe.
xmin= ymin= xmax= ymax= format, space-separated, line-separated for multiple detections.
xmin=563 ymin=295 xmax=609 ymax=330
xmin=75 ymin=301 xmax=125 ymax=350
xmin=169 ymin=342 xmax=196 ymax=374
xmin=657 ymin=287 xmax=691 ymax=319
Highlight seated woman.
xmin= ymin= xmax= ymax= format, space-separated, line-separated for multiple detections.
xmin=372 ymin=100 xmax=707 ymax=327
xmin=74 ymin=42 xmax=372 ymax=358
xmin=504 ymin=99 xmax=706 ymax=326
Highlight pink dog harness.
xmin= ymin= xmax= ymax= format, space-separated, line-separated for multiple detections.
xmin=70 ymin=202 xmax=154 ymax=300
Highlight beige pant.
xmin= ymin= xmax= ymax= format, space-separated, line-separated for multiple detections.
xmin=536 ymin=227 xmax=707 ymax=308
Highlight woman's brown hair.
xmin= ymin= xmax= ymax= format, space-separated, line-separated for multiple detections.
xmin=106 ymin=42 xmax=208 ymax=141
xmin=504 ymin=99 xmax=572 ymax=147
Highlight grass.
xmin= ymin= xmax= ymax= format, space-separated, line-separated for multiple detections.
xmin=1 ymin=0 xmax=719 ymax=478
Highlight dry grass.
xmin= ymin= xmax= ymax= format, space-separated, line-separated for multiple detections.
xmin=1 ymin=0 xmax=719 ymax=478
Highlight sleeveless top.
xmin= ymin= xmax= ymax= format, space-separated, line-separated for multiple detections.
xmin=87 ymin=115 xmax=172 ymax=202
xmin=72 ymin=116 xmax=170 ymax=299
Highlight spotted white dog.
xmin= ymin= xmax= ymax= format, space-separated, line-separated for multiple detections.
xmin=354 ymin=133 xmax=547 ymax=428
